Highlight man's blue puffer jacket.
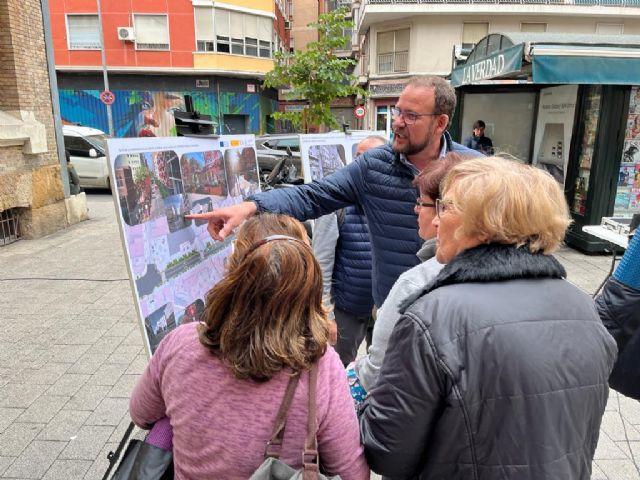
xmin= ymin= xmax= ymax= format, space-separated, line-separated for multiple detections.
xmin=250 ymin=132 xmax=479 ymax=306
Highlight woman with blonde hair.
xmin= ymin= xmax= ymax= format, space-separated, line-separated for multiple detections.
xmin=130 ymin=213 xmax=368 ymax=479
xmin=360 ymin=157 xmax=617 ymax=480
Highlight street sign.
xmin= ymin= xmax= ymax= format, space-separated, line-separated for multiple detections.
xmin=354 ymin=106 xmax=366 ymax=119
xmin=100 ymin=90 xmax=115 ymax=105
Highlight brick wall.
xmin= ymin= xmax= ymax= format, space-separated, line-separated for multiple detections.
xmin=0 ymin=0 xmax=67 ymax=239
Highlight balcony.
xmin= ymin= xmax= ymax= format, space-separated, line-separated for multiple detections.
xmin=358 ymin=0 xmax=640 ymax=32
xmin=377 ymin=51 xmax=408 ymax=73
xmin=366 ymin=0 xmax=639 ymax=4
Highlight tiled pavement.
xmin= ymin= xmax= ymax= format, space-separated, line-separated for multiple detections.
xmin=0 ymin=191 xmax=638 ymax=479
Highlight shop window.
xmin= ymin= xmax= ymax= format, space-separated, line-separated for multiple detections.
xmin=67 ymin=15 xmax=101 ymax=50
xmin=521 ymin=22 xmax=546 ymax=33
xmin=462 ymin=22 xmax=488 ymax=45
xmin=377 ymin=29 xmax=409 ymax=74
xmin=195 ymin=7 xmax=273 ymax=58
xmin=376 ymin=105 xmax=392 ymax=138
xmin=134 ymin=14 xmax=170 ymax=50
xmin=596 ymin=23 xmax=623 ymax=35
xmin=461 ymin=91 xmax=536 ymax=163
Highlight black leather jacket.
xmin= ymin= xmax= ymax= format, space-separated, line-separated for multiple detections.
xmin=360 ymin=244 xmax=617 ymax=480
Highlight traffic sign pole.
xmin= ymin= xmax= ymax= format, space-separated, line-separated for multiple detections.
xmin=96 ymin=0 xmax=114 ymax=137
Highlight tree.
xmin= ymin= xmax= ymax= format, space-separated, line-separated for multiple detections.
xmin=263 ymin=8 xmax=365 ymax=132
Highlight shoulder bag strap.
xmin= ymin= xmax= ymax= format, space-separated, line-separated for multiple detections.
xmin=265 ymin=373 xmax=301 ymax=459
xmin=302 ymin=363 xmax=319 ymax=480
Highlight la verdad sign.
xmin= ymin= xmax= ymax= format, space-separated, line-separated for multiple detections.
xmin=451 ymin=44 xmax=524 ymax=87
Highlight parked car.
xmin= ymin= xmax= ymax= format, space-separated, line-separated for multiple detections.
xmin=63 ymin=125 xmax=110 ymax=190
xmin=255 ymin=134 xmax=302 ymax=176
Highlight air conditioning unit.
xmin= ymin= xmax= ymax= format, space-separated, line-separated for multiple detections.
xmin=117 ymin=27 xmax=135 ymax=41
xmin=284 ymin=20 xmax=292 ymax=30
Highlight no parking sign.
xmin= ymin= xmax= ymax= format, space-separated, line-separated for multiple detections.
xmin=100 ymin=90 xmax=115 ymax=105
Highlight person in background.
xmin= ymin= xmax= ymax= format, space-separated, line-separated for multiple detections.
xmin=66 ymin=150 xmax=81 ymax=195
xmin=130 ymin=214 xmax=368 ymax=480
xmin=596 ymin=227 xmax=640 ymax=400
xmin=188 ymin=76 xmax=480 ymax=308
xmin=464 ymin=119 xmax=494 ymax=155
xmin=312 ymin=135 xmax=387 ymax=366
xmin=350 ymin=153 xmax=463 ymax=400
xmin=360 ymin=157 xmax=616 ymax=479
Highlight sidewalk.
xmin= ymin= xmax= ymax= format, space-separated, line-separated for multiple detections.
xmin=0 ymin=192 xmax=638 ymax=479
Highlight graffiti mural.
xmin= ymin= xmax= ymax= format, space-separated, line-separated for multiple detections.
xmin=58 ymin=89 xmax=278 ymax=137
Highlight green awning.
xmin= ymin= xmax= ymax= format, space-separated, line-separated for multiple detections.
xmin=450 ymin=33 xmax=640 ymax=87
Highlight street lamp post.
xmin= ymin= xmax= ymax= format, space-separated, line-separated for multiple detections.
xmin=96 ymin=0 xmax=114 ymax=137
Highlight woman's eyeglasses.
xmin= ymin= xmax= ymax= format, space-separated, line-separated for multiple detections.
xmin=415 ymin=198 xmax=436 ymax=209
xmin=435 ymin=198 xmax=455 ymax=218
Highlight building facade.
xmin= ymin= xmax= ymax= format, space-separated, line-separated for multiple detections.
xmin=50 ymin=0 xmax=292 ymax=136
xmin=1 ymin=0 xmax=87 ymax=243
xmin=353 ymin=0 xmax=640 ymax=137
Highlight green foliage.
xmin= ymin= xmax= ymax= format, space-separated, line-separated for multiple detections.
xmin=263 ymin=7 xmax=366 ymax=131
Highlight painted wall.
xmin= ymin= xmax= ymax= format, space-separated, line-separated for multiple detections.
xmin=193 ymin=53 xmax=274 ymax=72
xmin=59 ymin=89 xmax=278 ymax=137
xmin=366 ymin=15 xmax=640 ymax=77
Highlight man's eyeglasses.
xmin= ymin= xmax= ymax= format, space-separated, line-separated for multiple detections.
xmin=435 ymin=198 xmax=455 ymax=218
xmin=391 ymin=107 xmax=439 ymax=125
xmin=415 ymin=198 xmax=436 ymax=209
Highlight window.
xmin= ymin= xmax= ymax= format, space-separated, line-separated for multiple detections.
xmin=67 ymin=15 xmax=101 ymax=50
xmin=596 ymin=23 xmax=623 ymax=35
xmin=195 ymin=7 xmax=215 ymax=51
xmin=194 ymin=7 xmax=273 ymax=58
xmin=377 ymin=29 xmax=409 ymax=74
xmin=521 ymin=22 xmax=546 ymax=33
xmin=133 ymin=14 xmax=170 ymax=50
xmin=462 ymin=22 xmax=488 ymax=44
xmin=134 ymin=14 xmax=170 ymax=50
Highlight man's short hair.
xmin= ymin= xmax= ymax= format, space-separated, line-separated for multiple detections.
xmin=407 ymin=76 xmax=457 ymax=118
xmin=473 ymin=120 xmax=486 ymax=129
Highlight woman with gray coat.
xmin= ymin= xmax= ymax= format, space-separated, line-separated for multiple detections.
xmin=360 ymin=157 xmax=617 ymax=479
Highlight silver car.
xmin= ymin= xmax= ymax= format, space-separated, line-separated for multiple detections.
xmin=63 ymin=125 xmax=110 ymax=190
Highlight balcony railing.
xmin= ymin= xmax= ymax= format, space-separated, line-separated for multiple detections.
xmin=377 ymin=51 xmax=408 ymax=73
xmin=366 ymin=0 xmax=640 ymax=5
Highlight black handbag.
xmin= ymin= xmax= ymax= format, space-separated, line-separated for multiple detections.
xmin=102 ymin=422 xmax=173 ymax=480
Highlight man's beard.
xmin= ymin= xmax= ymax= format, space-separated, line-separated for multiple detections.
xmin=392 ymin=128 xmax=431 ymax=155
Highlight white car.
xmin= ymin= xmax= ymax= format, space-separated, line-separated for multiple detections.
xmin=63 ymin=125 xmax=110 ymax=190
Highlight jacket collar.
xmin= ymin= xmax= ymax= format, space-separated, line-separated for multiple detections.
xmin=426 ymin=243 xmax=566 ymax=294
xmin=391 ymin=131 xmax=455 ymax=176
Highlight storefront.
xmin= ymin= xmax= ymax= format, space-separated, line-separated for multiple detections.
xmin=451 ymin=33 xmax=640 ymax=252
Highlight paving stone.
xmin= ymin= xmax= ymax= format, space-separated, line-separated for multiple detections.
xmin=13 ymin=362 xmax=71 ymax=386
xmin=86 ymin=363 xmax=129 ymax=387
xmin=104 ymin=323 xmax=136 ymax=338
xmin=42 ymin=459 xmax=92 ymax=480
xmin=0 ymin=384 xmax=42 ymax=408
xmin=124 ymin=355 xmax=149 ymax=375
xmin=90 ymin=336 xmax=123 ymax=355
xmin=45 ymin=373 xmax=91 ymax=397
xmin=63 ymin=385 xmax=112 ymax=411
xmin=54 ymin=328 xmax=107 ymax=346
xmin=59 ymin=425 xmax=113 ymax=460
xmin=0 ymin=455 xmax=16 ymax=476
xmin=596 ymin=459 xmax=640 ymax=480
xmin=3 ymin=440 xmax=66 ymax=479
xmin=0 ymin=408 xmax=23 ymax=433
xmin=106 ymin=374 xmax=139 ymax=399
xmin=37 ymin=409 xmax=91 ymax=442
xmin=121 ymin=329 xmax=145 ymax=346
xmin=620 ymin=395 xmax=640 ymax=425
xmin=47 ymin=344 xmax=92 ymax=363
xmin=595 ymin=431 xmax=630 ymax=460
xmin=82 ymin=442 xmax=117 ymax=480
xmin=0 ymin=422 xmax=44 ymax=457
xmin=601 ymin=410 xmax=640 ymax=442
xmin=16 ymin=395 xmax=70 ymax=424
xmin=85 ymin=397 xmax=130 ymax=426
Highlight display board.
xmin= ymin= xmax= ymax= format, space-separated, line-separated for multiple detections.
xmin=107 ymin=136 xmax=260 ymax=356
xmin=617 ymin=86 xmax=640 ymax=216
xmin=531 ymin=85 xmax=578 ymax=185
xmin=298 ymin=131 xmax=386 ymax=183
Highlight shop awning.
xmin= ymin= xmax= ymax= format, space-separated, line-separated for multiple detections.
xmin=450 ymin=33 xmax=640 ymax=87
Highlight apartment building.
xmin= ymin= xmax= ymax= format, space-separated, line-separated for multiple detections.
xmin=353 ymin=0 xmax=640 ymax=136
xmin=49 ymin=0 xmax=292 ymax=136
